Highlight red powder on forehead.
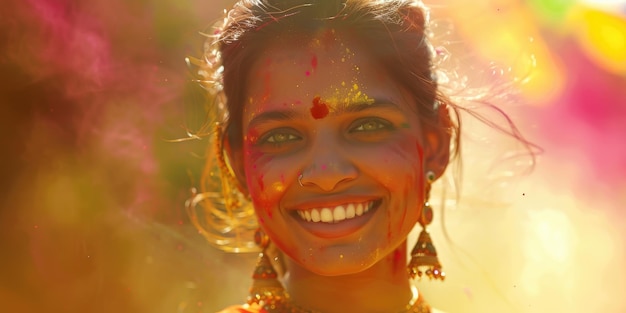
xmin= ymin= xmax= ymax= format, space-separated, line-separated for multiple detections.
xmin=311 ymin=55 xmax=318 ymax=70
xmin=310 ymin=96 xmax=329 ymax=119
xmin=261 ymin=72 xmax=272 ymax=102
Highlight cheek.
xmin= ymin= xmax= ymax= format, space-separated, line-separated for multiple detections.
xmin=365 ymin=138 xmax=424 ymax=238
xmin=242 ymin=145 xmax=293 ymax=218
xmin=362 ymin=137 xmax=424 ymax=188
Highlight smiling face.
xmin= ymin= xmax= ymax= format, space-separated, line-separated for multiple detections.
xmin=231 ymin=31 xmax=441 ymax=276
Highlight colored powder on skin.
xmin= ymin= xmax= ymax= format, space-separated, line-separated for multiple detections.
xmin=387 ymin=209 xmax=393 ymax=242
xmin=310 ymin=96 xmax=329 ymax=119
xmin=325 ymin=81 xmax=375 ymax=109
xmin=262 ymin=73 xmax=272 ymax=102
xmin=253 ymin=196 xmax=273 ymax=219
xmin=320 ymin=29 xmax=336 ymax=48
xmin=400 ymin=185 xmax=410 ymax=230
xmin=257 ymin=175 xmax=265 ymax=192
xmin=271 ymin=182 xmax=284 ymax=192
xmin=392 ymin=246 xmax=404 ymax=274
xmin=246 ymin=128 xmax=260 ymax=144
xmin=311 ymin=55 xmax=318 ymax=70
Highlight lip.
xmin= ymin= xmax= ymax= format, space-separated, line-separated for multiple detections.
xmin=289 ymin=198 xmax=382 ymax=239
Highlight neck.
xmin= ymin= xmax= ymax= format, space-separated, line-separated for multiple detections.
xmin=283 ymin=241 xmax=413 ymax=313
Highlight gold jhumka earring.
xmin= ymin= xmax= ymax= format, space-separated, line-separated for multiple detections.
xmin=247 ymin=228 xmax=288 ymax=311
xmin=408 ymin=171 xmax=445 ymax=280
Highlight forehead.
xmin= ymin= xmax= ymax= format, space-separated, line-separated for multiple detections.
xmin=256 ymin=29 xmax=359 ymax=67
xmin=245 ymin=31 xmax=397 ymax=102
xmin=249 ymin=36 xmax=361 ymax=78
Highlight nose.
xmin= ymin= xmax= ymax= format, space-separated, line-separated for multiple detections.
xmin=299 ymin=140 xmax=358 ymax=192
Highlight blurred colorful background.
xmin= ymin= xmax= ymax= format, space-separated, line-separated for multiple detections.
xmin=1 ymin=0 xmax=624 ymax=312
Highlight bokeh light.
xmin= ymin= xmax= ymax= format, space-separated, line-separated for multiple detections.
xmin=528 ymin=0 xmax=576 ymax=24
xmin=1 ymin=0 xmax=625 ymax=312
xmin=570 ymin=5 xmax=626 ymax=75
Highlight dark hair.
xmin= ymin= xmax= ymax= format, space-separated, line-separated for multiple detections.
xmin=191 ymin=0 xmax=538 ymax=252
xmin=205 ymin=0 xmax=460 ymax=160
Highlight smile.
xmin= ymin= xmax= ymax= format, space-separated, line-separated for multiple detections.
xmin=296 ymin=201 xmax=374 ymax=223
xmin=290 ymin=199 xmax=382 ymax=238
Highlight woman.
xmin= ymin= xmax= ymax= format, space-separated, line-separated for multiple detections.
xmin=188 ymin=0 xmax=517 ymax=312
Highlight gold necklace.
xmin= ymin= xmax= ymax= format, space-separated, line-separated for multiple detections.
xmin=249 ymin=286 xmax=432 ymax=313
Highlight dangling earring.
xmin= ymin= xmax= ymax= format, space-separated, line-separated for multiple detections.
xmin=408 ymin=171 xmax=445 ymax=280
xmin=247 ymin=228 xmax=287 ymax=310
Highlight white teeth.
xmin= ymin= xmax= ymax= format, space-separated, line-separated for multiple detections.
xmin=346 ymin=203 xmax=355 ymax=218
xmin=311 ymin=209 xmax=321 ymax=222
xmin=356 ymin=203 xmax=363 ymax=216
xmin=333 ymin=205 xmax=346 ymax=221
xmin=320 ymin=208 xmax=333 ymax=222
xmin=296 ymin=201 xmax=375 ymax=223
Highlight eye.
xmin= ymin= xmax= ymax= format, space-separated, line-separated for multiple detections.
xmin=350 ymin=118 xmax=392 ymax=133
xmin=267 ymin=133 xmax=298 ymax=143
xmin=260 ymin=129 xmax=301 ymax=145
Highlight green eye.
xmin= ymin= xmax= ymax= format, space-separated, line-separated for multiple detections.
xmin=352 ymin=119 xmax=390 ymax=132
xmin=265 ymin=132 xmax=299 ymax=143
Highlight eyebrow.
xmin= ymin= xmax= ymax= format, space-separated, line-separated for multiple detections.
xmin=334 ymin=99 xmax=399 ymax=114
xmin=247 ymin=98 xmax=400 ymax=129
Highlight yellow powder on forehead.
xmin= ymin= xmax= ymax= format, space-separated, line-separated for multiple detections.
xmin=308 ymin=28 xmax=337 ymax=49
xmin=323 ymin=79 xmax=375 ymax=109
xmin=307 ymin=29 xmax=355 ymax=61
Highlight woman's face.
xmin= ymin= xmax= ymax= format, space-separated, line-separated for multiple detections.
xmin=234 ymin=32 xmax=436 ymax=276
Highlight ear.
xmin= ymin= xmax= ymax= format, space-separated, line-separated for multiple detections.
xmin=222 ymin=134 xmax=249 ymax=194
xmin=423 ymin=109 xmax=452 ymax=180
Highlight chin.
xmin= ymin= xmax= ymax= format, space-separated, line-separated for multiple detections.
xmin=303 ymin=258 xmax=376 ymax=277
xmin=287 ymin=239 xmax=387 ymax=277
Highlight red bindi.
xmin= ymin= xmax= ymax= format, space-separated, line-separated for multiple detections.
xmin=310 ymin=96 xmax=329 ymax=119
